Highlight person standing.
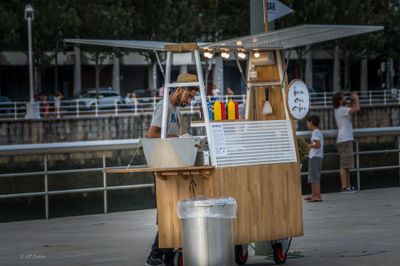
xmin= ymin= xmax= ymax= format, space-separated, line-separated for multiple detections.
xmin=54 ymin=91 xmax=63 ymax=117
xmin=145 ymin=73 xmax=198 ymax=266
xmin=332 ymin=92 xmax=360 ymax=193
xmin=304 ymin=115 xmax=324 ymax=202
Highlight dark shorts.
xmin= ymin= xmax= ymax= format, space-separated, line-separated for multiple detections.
xmin=308 ymin=157 xmax=323 ymax=184
xmin=337 ymin=141 xmax=354 ymax=169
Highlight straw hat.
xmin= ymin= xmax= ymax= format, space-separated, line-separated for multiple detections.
xmin=177 ymin=73 xmax=198 ymax=83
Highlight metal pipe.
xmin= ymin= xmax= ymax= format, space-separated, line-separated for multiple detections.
xmin=44 ymin=154 xmax=49 ymax=219
xmin=356 ymin=137 xmax=360 ymax=190
xmin=103 ymin=151 xmax=108 ymax=214
xmin=161 ymin=52 xmax=171 ymax=138
xmin=27 ymin=15 xmax=34 ymax=104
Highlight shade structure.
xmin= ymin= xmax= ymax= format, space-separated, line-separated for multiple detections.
xmin=200 ymin=24 xmax=383 ymax=50
xmin=65 ymin=24 xmax=383 ymax=52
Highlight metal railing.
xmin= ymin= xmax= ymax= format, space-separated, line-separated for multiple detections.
xmin=297 ymin=127 xmax=400 ymax=189
xmin=0 ymin=127 xmax=399 ymax=219
xmin=1 ymin=89 xmax=399 ymax=120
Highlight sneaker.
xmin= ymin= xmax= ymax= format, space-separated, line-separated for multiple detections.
xmin=341 ymin=187 xmax=356 ymax=193
xmin=350 ymin=186 xmax=359 ymax=192
xmin=145 ymin=255 xmax=166 ymax=266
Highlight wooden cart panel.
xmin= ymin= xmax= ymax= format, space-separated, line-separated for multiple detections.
xmin=156 ymin=163 xmax=303 ymax=248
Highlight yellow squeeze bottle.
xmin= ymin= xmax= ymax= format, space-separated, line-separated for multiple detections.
xmin=228 ymin=99 xmax=235 ymax=120
xmin=213 ymin=101 xmax=222 ymax=121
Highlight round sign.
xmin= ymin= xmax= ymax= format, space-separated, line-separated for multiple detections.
xmin=287 ymin=80 xmax=310 ymax=120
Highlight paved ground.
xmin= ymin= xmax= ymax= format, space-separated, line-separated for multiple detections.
xmin=0 ymin=187 xmax=400 ymax=266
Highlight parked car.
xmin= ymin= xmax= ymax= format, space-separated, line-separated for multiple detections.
xmin=76 ymin=87 xmax=122 ymax=109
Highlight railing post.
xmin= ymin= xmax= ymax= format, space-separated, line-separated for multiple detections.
xmin=134 ymin=102 xmax=138 ymax=115
xmin=190 ymin=99 xmax=194 ymax=113
xmin=56 ymin=103 xmax=60 ymax=119
xmin=103 ymin=151 xmax=108 ymax=214
xmin=114 ymin=99 xmax=118 ymax=116
xmin=95 ymin=101 xmax=98 ymax=117
xmin=14 ymin=102 xmax=17 ymax=120
xmin=323 ymin=92 xmax=327 ymax=107
xmin=356 ymin=137 xmax=360 ymax=190
xmin=44 ymin=154 xmax=49 ymax=219
xmin=398 ymin=136 xmax=400 ymax=185
xmin=76 ymin=101 xmax=79 ymax=118
xmin=384 ymin=90 xmax=387 ymax=105
xmin=242 ymin=94 xmax=246 ymax=104
xmin=369 ymin=91 xmax=372 ymax=106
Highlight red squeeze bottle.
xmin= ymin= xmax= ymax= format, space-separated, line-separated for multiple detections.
xmin=220 ymin=101 xmax=226 ymax=120
xmin=234 ymin=100 xmax=239 ymax=119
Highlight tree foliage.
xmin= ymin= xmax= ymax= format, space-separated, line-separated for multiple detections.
xmin=1 ymin=0 xmax=399 ymax=91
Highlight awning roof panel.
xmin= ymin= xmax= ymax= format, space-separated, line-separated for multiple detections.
xmin=200 ymin=24 xmax=383 ymax=50
xmin=64 ymin=39 xmax=169 ymax=51
xmin=64 ymin=24 xmax=383 ymax=52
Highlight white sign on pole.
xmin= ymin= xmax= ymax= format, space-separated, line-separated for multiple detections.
xmin=287 ymin=79 xmax=310 ymax=120
xmin=264 ymin=0 xmax=293 ymax=22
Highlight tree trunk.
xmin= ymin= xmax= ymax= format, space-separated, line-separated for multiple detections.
xmin=95 ymin=65 xmax=100 ymax=89
xmin=73 ymin=46 xmax=81 ymax=96
xmin=112 ymin=54 xmax=120 ymax=94
xmin=95 ymin=54 xmax=100 ymax=89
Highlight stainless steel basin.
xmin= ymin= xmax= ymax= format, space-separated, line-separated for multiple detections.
xmin=142 ymin=137 xmax=200 ymax=168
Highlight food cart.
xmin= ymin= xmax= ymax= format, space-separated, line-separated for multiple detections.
xmin=72 ymin=24 xmax=383 ymax=265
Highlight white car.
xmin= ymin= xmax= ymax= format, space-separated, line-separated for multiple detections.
xmin=77 ymin=88 xmax=122 ymax=109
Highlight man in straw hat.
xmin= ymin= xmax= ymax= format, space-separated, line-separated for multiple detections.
xmin=145 ymin=73 xmax=198 ymax=266
xmin=146 ymin=72 xmax=198 ymax=138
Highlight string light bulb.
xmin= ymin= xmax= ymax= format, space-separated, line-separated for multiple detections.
xmin=204 ymin=51 xmax=213 ymax=59
xmin=221 ymin=51 xmax=230 ymax=59
xmin=253 ymin=51 xmax=260 ymax=58
xmin=238 ymin=52 xmax=246 ymax=59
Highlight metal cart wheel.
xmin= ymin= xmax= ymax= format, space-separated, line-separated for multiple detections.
xmin=235 ymin=244 xmax=248 ymax=265
xmin=173 ymin=250 xmax=183 ymax=266
xmin=272 ymin=242 xmax=287 ymax=265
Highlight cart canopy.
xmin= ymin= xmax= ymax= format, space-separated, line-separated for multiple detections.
xmin=65 ymin=24 xmax=383 ymax=51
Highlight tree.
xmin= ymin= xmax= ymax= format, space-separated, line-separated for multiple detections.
xmin=380 ymin=1 xmax=400 ymax=89
xmin=0 ymin=1 xmax=22 ymax=95
xmin=276 ymin=0 xmax=336 ymax=80
xmin=77 ymin=0 xmax=135 ymax=89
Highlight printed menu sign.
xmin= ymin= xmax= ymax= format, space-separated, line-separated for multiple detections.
xmin=211 ymin=123 xmax=228 ymax=157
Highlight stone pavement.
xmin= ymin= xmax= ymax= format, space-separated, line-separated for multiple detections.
xmin=0 ymin=187 xmax=399 ymax=266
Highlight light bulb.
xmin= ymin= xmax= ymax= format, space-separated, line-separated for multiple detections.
xmin=204 ymin=51 xmax=213 ymax=59
xmin=238 ymin=52 xmax=246 ymax=59
xmin=254 ymin=51 xmax=260 ymax=58
xmin=221 ymin=52 xmax=230 ymax=59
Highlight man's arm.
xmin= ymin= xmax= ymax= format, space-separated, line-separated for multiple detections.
xmin=146 ymin=125 xmax=161 ymax=138
xmin=145 ymin=125 xmax=178 ymax=138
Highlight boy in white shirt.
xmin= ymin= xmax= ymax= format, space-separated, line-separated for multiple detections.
xmin=332 ymin=92 xmax=360 ymax=193
xmin=305 ymin=115 xmax=324 ymax=202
